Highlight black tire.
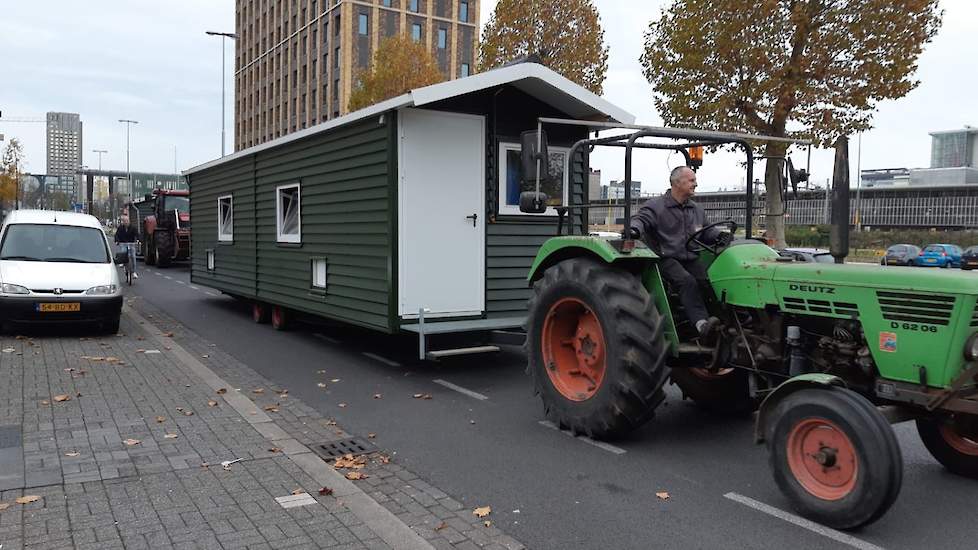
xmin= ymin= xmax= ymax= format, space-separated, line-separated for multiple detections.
xmin=525 ymin=257 xmax=670 ymax=440
xmin=145 ymin=236 xmax=157 ymax=266
xmin=670 ymin=366 xmax=755 ymax=414
xmin=271 ymin=305 xmax=288 ymax=331
xmin=102 ymin=316 xmax=121 ymax=335
xmin=768 ymin=387 xmax=902 ymax=529
xmin=252 ymin=302 xmax=270 ymax=324
xmin=916 ymin=415 xmax=978 ymax=478
xmin=156 ymin=232 xmax=173 ymax=268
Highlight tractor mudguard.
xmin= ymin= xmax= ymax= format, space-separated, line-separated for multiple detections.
xmin=754 ymin=373 xmax=848 ymax=443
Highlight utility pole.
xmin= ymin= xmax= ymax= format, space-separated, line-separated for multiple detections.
xmin=118 ymin=119 xmax=138 ymax=223
xmin=205 ymin=31 xmax=238 ymax=157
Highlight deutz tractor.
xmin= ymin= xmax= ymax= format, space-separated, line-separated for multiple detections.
xmin=137 ymin=189 xmax=191 ymax=267
xmin=517 ymin=120 xmax=978 ymax=529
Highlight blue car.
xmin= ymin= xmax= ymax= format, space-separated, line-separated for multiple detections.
xmin=917 ymin=243 xmax=963 ymax=268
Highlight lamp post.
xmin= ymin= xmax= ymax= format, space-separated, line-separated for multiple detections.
xmin=118 ymin=119 xmax=138 ymax=222
xmin=205 ymin=31 xmax=237 ymax=157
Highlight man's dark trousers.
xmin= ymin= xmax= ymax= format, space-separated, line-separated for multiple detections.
xmin=658 ymin=258 xmax=710 ymax=324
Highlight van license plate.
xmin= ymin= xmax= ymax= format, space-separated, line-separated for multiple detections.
xmin=37 ymin=303 xmax=80 ymax=312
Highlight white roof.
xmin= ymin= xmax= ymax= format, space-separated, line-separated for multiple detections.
xmin=3 ymin=209 xmax=103 ymax=229
xmin=185 ymin=63 xmax=634 ymax=175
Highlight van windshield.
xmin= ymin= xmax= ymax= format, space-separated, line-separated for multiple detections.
xmin=0 ymin=224 xmax=110 ymax=263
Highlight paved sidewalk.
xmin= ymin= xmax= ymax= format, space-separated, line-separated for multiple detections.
xmin=0 ymin=297 xmax=524 ymax=550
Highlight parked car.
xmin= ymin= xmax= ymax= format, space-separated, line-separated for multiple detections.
xmin=781 ymin=247 xmax=835 ymax=263
xmin=917 ymin=243 xmax=963 ymax=268
xmin=961 ymin=245 xmax=978 ymax=270
xmin=0 ymin=210 xmax=123 ymax=333
xmin=880 ymin=243 xmax=921 ymax=266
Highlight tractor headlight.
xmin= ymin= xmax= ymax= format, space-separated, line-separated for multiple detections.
xmin=965 ymin=333 xmax=978 ymax=362
xmin=85 ymin=284 xmax=118 ymax=296
xmin=1 ymin=283 xmax=30 ymax=295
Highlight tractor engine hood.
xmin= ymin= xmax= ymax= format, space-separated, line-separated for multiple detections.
xmin=771 ymin=262 xmax=978 ymax=297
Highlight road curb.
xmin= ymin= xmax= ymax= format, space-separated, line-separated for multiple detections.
xmin=125 ymin=305 xmax=436 ymax=550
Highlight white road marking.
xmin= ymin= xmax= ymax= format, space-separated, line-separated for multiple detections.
xmin=723 ymin=493 xmax=885 ymax=550
xmin=433 ymin=379 xmax=488 ymax=401
xmin=363 ymin=352 xmax=401 ymax=367
xmin=175 ymin=280 xmax=186 ymax=285
xmin=313 ymin=333 xmax=341 ymax=344
xmin=538 ymin=420 xmax=626 ymax=455
xmin=189 ymin=285 xmax=200 ymax=291
xmin=205 ymin=292 xmax=219 ymax=297
xmin=143 ymin=349 xmax=162 ymax=354
xmin=275 ymin=492 xmax=317 ymax=509
xmin=163 ymin=275 xmax=173 ymax=280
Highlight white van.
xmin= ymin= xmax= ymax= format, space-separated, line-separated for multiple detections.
xmin=0 ymin=210 xmax=123 ymax=333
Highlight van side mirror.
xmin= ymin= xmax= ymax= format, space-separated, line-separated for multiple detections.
xmin=519 ymin=191 xmax=549 ymax=214
xmin=520 ymin=130 xmax=550 ymax=186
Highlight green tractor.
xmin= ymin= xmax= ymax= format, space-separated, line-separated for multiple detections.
xmin=518 ymin=120 xmax=978 ymax=529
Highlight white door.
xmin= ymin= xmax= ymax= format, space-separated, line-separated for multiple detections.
xmin=398 ymin=108 xmax=485 ymax=317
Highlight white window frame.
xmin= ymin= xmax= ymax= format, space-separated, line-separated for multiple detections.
xmin=276 ymin=183 xmax=302 ymax=243
xmin=311 ymin=258 xmax=327 ymax=289
xmin=217 ymin=194 xmax=233 ymax=242
xmin=496 ymin=142 xmax=570 ymax=216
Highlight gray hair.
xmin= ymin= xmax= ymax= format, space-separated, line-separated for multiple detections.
xmin=670 ymin=166 xmax=691 ymax=186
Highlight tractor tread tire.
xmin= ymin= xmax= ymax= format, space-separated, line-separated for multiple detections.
xmin=525 ymin=257 xmax=669 ymax=440
xmin=768 ymin=387 xmax=903 ymax=530
xmin=156 ymin=232 xmax=173 ymax=268
xmin=916 ymin=416 xmax=978 ymax=479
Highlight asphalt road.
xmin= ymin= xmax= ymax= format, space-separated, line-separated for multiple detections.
xmin=126 ymin=263 xmax=978 ymax=550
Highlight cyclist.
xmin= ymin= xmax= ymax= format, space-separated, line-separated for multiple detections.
xmin=114 ymin=215 xmax=139 ymax=280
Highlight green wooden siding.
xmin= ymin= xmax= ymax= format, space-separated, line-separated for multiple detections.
xmin=190 ymin=114 xmax=397 ymax=333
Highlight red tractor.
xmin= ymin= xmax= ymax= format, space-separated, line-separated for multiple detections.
xmin=135 ymin=189 xmax=191 ymax=267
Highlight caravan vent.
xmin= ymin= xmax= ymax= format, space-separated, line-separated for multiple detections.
xmin=876 ymin=291 xmax=955 ymax=327
xmin=782 ymin=297 xmax=859 ymax=318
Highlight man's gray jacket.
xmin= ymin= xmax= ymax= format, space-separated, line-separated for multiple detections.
xmin=629 ymin=192 xmax=715 ymax=262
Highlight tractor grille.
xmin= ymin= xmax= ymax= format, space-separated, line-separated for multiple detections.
xmin=782 ymin=297 xmax=860 ymax=318
xmin=876 ymin=291 xmax=955 ymax=326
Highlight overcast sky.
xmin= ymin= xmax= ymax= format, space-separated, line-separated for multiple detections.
xmin=1 ymin=1 xmax=975 ymax=194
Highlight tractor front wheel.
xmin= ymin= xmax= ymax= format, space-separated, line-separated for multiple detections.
xmin=526 ymin=258 xmax=669 ymax=440
xmin=768 ymin=387 xmax=902 ymax=529
xmin=916 ymin=414 xmax=978 ymax=478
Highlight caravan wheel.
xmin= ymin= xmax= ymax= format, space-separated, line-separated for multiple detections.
xmin=271 ymin=306 xmax=289 ymax=331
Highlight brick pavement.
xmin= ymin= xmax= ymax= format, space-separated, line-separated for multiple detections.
xmin=0 ymin=297 xmax=524 ymax=550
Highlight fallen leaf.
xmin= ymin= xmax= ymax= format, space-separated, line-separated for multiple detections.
xmin=124 ymin=438 xmax=141 ymax=446
xmin=325 ymin=419 xmax=337 ymax=426
xmin=263 ymin=405 xmax=279 ymax=413
xmin=53 ymin=394 xmax=71 ymax=402
xmin=345 ymin=471 xmax=365 ymax=480
xmin=201 ymin=462 xmax=210 ymax=468
xmin=318 ymin=487 xmax=333 ymax=496
xmin=176 ymin=407 xmax=184 ymax=411
xmin=163 ymin=331 xmax=174 ymax=337
xmin=183 ymin=410 xmax=195 ymax=416
xmin=216 ymin=388 xmax=227 ymax=394
xmin=338 ymin=403 xmax=347 ymax=408
xmin=333 ymin=454 xmax=367 ymax=470
xmin=105 ymin=357 xmax=120 ymax=364
xmin=155 ymin=416 xmax=166 ymax=423
xmin=63 ymin=368 xmax=75 ymax=373
xmin=202 ymin=354 xmax=209 ymax=358
xmin=367 ymin=433 xmax=376 ymax=439
xmin=469 ymin=420 xmax=476 ymax=425
xmin=136 ymin=349 xmax=145 ymax=353
xmin=316 ymin=370 xmax=326 ymax=374
xmin=0 ymin=502 xmax=10 ymax=511
xmin=656 ymin=492 xmax=670 ymax=500
xmin=207 ymin=400 xmax=218 ymax=407
xmin=317 ymin=382 xmax=327 ymax=388
xmin=413 ymin=393 xmax=432 ymax=400
xmin=76 ymin=392 xmax=82 ymax=397
xmin=16 ymin=495 xmax=41 ymax=505
xmin=164 ymin=433 xmax=178 ymax=439
xmin=331 ymin=378 xmax=340 ymax=383
xmin=373 ymin=394 xmax=382 ymax=399
xmin=40 ymin=400 xmax=49 ymax=406
xmin=484 ymin=520 xmax=492 ymax=527
xmin=378 ymin=455 xmax=391 ymax=464
xmin=473 ymin=506 xmax=491 ymax=518
xmin=252 ymin=388 xmax=265 ymax=394
xmin=65 ymin=451 xmax=80 ymax=457
xmin=291 ymin=488 xmax=304 ymax=495
xmin=1 ymin=348 xmax=14 ymax=353
xmin=278 ymin=390 xmax=289 ymax=396
xmin=164 ymin=346 xmax=172 ymax=350
xmin=268 ymin=447 xmax=282 ymax=453
xmin=434 ymin=521 xmax=448 ymax=531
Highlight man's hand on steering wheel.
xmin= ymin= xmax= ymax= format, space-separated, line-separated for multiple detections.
xmin=685 ymin=220 xmax=738 ymax=255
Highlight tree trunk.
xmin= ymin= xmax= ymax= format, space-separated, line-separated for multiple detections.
xmin=763 ymin=141 xmax=789 ymax=248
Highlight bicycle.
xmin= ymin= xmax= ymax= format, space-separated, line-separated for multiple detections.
xmin=118 ymin=242 xmax=137 ymax=286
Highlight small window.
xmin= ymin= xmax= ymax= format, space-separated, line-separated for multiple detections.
xmin=311 ymin=258 xmax=327 ymax=288
xmin=437 ymin=28 xmax=446 ymax=49
xmin=206 ymin=249 xmax=215 ymax=271
xmin=276 ymin=184 xmax=302 ymax=243
xmin=218 ymin=195 xmax=233 ymax=242
xmin=409 ymin=0 xmax=418 ymax=12
xmin=497 ymin=142 xmax=570 ymax=216
xmin=460 ymin=63 xmax=470 ymax=77
xmin=382 ymin=0 xmax=391 ymax=6
xmin=459 ymin=1 xmax=468 ymax=22
xmin=358 ymin=13 xmax=368 ymax=35
xmin=411 ymin=23 xmax=421 ymax=42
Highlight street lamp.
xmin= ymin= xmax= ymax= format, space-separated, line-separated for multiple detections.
xmin=118 ymin=119 xmax=138 ymax=222
xmin=205 ymin=31 xmax=238 ymax=157
xmin=92 ymin=149 xmax=107 ymax=172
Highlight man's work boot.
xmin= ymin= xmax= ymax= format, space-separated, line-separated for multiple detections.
xmin=696 ymin=316 xmax=722 ymax=347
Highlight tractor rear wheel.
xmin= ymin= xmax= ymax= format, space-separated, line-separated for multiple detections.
xmin=916 ymin=414 xmax=978 ymax=478
xmin=156 ymin=232 xmax=173 ymax=267
xmin=144 ymin=237 xmax=157 ymax=266
xmin=768 ymin=387 xmax=902 ymax=529
xmin=670 ymin=365 xmax=754 ymax=414
xmin=525 ymin=257 xmax=669 ymax=440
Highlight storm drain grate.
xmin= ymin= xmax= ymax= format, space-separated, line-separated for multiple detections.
xmin=0 ymin=425 xmax=22 ymax=449
xmin=312 ymin=437 xmax=376 ymax=460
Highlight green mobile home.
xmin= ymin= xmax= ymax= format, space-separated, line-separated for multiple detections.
xmin=184 ymin=63 xmax=633 ymax=357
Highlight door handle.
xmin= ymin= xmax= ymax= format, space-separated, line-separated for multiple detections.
xmin=465 ymin=213 xmax=478 ymax=227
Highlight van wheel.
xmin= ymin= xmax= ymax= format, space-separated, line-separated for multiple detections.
xmin=102 ymin=316 xmax=121 ymax=334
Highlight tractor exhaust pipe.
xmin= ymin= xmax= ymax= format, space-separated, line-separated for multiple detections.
xmin=829 ymin=136 xmax=850 ymax=264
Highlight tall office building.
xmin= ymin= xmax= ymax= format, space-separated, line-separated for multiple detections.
xmin=46 ymin=112 xmax=83 ymax=177
xmin=234 ymin=0 xmax=480 ymax=151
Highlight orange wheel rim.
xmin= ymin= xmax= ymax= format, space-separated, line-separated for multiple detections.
xmin=786 ymin=418 xmax=858 ymax=501
xmin=940 ymin=421 xmax=978 ymax=456
xmin=541 ymin=297 xmax=607 ymax=401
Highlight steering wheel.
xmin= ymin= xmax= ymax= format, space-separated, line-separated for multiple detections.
xmin=685 ymin=220 xmax=739 ymax=255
